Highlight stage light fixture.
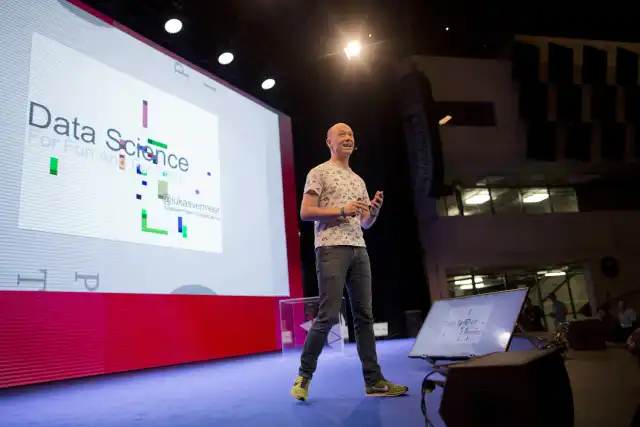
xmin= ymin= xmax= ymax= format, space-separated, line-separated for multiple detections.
xmin=218 ymin=52 xmax=234 ymax=65
xmin=164 ymin=18 xmax=182 ymax=34
xmin=439 ymin=115 xmax=452 ymax=125
xmin=344 ymin=40 xmax=361 ymax=59
xmin=544 ymin=271 xmax=566 ymax=277
xmin=261 ymin=78 xmax=275 ymax=90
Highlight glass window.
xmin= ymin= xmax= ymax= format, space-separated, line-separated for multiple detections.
xmin=437 ymin=195 xmax=460 ymax=216
xmin=490 ymin=188 xmax=523 ymax=214
xmin=445 ymin=186 xmax=578 ymax=216
xmin=447 ymin=274 xmax=506 ymax=297
xmin=505 ymin=272 xmax=536 ymax=289
xmin=436 ymin=198 xmax=447 ymax=216
xmin=474 ymin=274 xmax=507 ymax=294
xmin=568 ymin=272 xmax=589 ymax=318
xmin=445 ymin=195 xmax=460 ymax=216
xmin=461 ymin=189 xmax=492 ymax=216
xmin=448 ymin=274 xmax=483 ymax=297
xmin=549 ymin=187 xmax=579 ymax=212
xmin=521 ymin=188 xmax=552 ymax=214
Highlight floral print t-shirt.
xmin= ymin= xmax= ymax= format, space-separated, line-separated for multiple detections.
xmin=303 ymin=161 xmax=370 ymax=248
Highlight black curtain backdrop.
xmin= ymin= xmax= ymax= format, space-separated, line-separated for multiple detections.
xmin=289 ymin=56 xmax=430 ymax=338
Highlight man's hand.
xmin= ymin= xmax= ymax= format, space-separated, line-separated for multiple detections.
xmin=343 ymin=200 xmax=370 ymax=217
xmin=360 ymin=191 xmax=383 ymax=229
xmin=369 ymin=191 xmax=384 ymax=216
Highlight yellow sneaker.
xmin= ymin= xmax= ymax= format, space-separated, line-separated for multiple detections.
xmin=290 ymin=375 xmax=310 ymax=401
xmin=365 ymin=379 xmax=408 ymax=397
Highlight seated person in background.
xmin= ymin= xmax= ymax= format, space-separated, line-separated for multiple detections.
xmin=616 ymin=299 xmax=637 ymax=343
xmin=595 ymin=306 xmax=618 ymax=342
xmin=520 ymin=297 xmax=546 ymax=332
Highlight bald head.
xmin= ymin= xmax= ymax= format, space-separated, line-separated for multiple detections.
xmin=325 ymin=123 xmax=355 ymax=158
xmin=327 ymin=122 xmax=351 ymax=138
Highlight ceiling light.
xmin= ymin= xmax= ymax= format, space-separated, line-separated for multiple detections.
xmin=454 ymin=277 xmax=483 ymax=286
xmin=465 ymin=190 xmax=490 ymax=205
xmin=164 ymin=19 xmax=182 ymax=34
xmin=522 ymin=191 xmax=549 ymax=203
xmin=439 ymin=115 xmax=452 ymax=125
xmin=218 ymin=52 xmax=234 ymax=65
xmin=344 ymin=40 xmax=361 ymax=59
xmin=261 ymin=78 xmax=275 ymax=90
xmin=445 ymin=27 xmax=450 ymax=31
xmin=544 ymin=271 xmax=566 ymax=277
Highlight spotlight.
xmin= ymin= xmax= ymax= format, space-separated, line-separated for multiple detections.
xmin=439 ymin=115 xmax=452 ymax=125
xmin=218 ymin=52 xmax=234 ymax=65
xmin=261 ymin=78 xmax=275 ymax=90
xmin=164 ymin=18 xmax=182 ymax=34
xmin=344 ymin=40 xmax=361 ymax=59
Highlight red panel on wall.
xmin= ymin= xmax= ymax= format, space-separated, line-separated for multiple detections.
xmin=0 ymin=292 xmax=106 ymax=388
xmin=0 ymin=1 xmax=302 ymax=389
xmin=0 ymin=292 xmax=290 ymax=388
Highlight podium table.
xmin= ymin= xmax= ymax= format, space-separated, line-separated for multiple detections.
xmin=279 ymin=296 xmax=347 ymax=358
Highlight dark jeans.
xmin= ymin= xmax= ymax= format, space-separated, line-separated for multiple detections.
xmin=298 ymin=245 xmax=383 ymax=386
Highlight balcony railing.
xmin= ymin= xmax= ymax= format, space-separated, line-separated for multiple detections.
xmin=436 ymin=186 xmax=579 ymax=217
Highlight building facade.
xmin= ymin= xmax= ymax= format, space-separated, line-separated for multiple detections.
xmin=412 ymin=36 xmax=640 ymax=328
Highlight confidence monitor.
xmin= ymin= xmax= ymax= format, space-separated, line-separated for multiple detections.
xmin=409 ymin=289 xmax=528 ymax=361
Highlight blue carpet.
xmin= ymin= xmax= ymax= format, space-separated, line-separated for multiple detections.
xmin=0 ymin=338 xmax=535 ymax=427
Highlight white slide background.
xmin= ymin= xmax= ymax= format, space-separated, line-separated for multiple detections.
xmin=20 ymin=33 xmax=223 ymax=254
xmin=409 ymin=289 xmax=528 ymax=358
xmin=0 ymin=0 xmax=290 ymax=296
xmin=437 ymin=304 xmax=494 ymax=345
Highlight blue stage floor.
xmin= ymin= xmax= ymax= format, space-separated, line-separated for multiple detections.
xmin=3 ymin=336 xmax=635 ymax=427
xmin=0 ymin=339 xmax=441 ymax=427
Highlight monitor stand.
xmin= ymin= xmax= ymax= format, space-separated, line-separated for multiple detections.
xmin=514 ymin=324 xmax=548 ymax=349
xmin=511 ymin=325 xmax=569 ymax=359
xmin=418 ymin=355 xmax=469 ymax=373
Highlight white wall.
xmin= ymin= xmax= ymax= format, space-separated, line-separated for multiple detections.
xmin=412 ymin=55 xmax=527 ymax=183
xmin=411 ymin=54 xmax=636 ymax=186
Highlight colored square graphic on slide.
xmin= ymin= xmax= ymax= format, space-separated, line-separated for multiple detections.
xmin=157 ymin=180 xmax=169 ymax=199
xmin=49 ymin=157 xmax=58 ymax=175
xmin=19 ymin=33 xmax=222 ymax=253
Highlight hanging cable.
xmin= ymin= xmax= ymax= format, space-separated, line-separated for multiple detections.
xmin=421 ymin=370 xmax=446 ymax=427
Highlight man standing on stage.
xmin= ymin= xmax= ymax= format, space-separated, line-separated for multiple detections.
xmin=290 ymin=122 xmax=408 ymax=401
